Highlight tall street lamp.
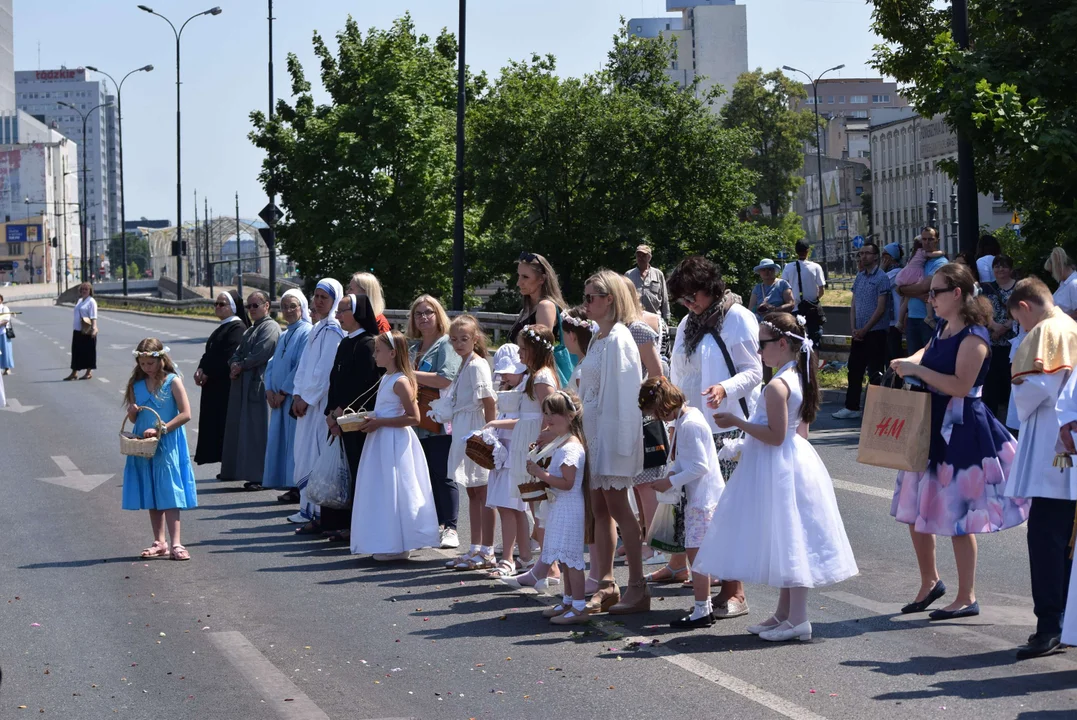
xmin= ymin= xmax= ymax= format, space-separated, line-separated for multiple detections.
xmin=85 ymin=64 xmax=153 ymax=297
xmin=452 ymin=0 xmax=466 ymax=311
xmin=57 ymin=100 xmax=113 ymax=282
xmin=24 ymin=196 xmax=32 ymax=284
xmin=137 ymin=4 xmax=222 ymax=300
xmin=782 ymin=63 xmax=844 ymax=274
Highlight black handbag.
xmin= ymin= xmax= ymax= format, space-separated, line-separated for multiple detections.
xmin=795 ymin=260 xmax=826 ymax=329
xmin=642 ymin=416 xmax=669 ymax=469
xmin=5 ymin=325 xmax=13 ymax=340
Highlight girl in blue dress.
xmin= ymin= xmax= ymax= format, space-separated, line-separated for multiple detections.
xmin=122 ymin=338 xmax=198 ymax=561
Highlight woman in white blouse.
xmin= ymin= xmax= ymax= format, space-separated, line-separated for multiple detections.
xmin=579 ymin=269 xmax=647 ymax=615
xmin=665 ymin=256 xmax=762 ymax=619
xmin=66 ymin=282 xmax=98 ymax=381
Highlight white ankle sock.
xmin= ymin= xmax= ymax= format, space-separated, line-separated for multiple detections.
xmin=561 ymin=594 xmax=572 ymax=607
xmin=571 ymin=599 xmax=587 ymax=612
xmin=480 ymin=545 xmax=494 ymax=557
xmin=468 ymin=544 xmax=480 ymax=556
xmin=689 ymin=600 xmax=711 ymax=621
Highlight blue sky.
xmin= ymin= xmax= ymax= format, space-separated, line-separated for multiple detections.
xmin=14 ymin=0 xmax=880 ymax=224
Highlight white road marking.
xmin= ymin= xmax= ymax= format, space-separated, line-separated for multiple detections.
xmin=206 ymin=631 xmax=330 ymax=720
xmin=37 ymin=455 xmax=114 ymax=492
xmin=647 ymin=647 xmax=830 ymax=720
xmin=830 ymin=477 xmax=893 ymax=499
xmin=0 ymin=398 xmax=40 ymax=413
xmin=97 ymin=377 xmax=110 ymax=383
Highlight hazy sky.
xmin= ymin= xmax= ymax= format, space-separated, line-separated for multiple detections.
xmin=14 ymin=0 xmax=881 ymax=224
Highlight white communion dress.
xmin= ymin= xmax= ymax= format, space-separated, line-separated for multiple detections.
xmin=350 ymin=373 xmax=441 ymax=556
xmin=693 ymin=362 xmax=858 ymax=588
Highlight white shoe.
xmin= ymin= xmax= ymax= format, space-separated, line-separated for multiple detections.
xmin=759 ymin=620 xmax=812 ymax=642
xmin=373 ymin=551 xmax=411 ymax=562
xmin=534 ymin=576 xmax=560 ymax=595
xmin=530 ymin=538 xmax=541 ymax=553
xmin=746 ymin=616 xmax=782 ymax=635
xmin=440 ymin=528 xmax=460 ymax=549
xmin=713 ymin=598 xmax=750 ymax=618
xmin=286 ymin=512 xmax=309 ymax=524
xmin=831 ymin=408 xmax=862 ymax=420
xmin=643 ymin=551 xmax=670 ymax=566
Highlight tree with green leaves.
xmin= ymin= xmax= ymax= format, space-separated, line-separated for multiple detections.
xmin=871 ymin=0 xmax=1077 ymax=258
xmin=249 ymin=15 xmax=483 ymax=307
xmin=720 ymin=69 xmax=819 ymax=217
xmin=467 ymin=24 xmax=780 ymax=298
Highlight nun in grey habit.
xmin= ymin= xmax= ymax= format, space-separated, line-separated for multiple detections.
xmin=221 ymin=290 xmax=282 ymax=488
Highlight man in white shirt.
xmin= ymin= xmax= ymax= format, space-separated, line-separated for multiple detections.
xmin=976 ymin=234 xmax=1001 ymax=283
xmin=781 ymin=240 xmax=826 ymax=345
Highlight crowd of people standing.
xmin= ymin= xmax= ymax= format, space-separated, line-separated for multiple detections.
xmin=112 ymin=237 xmax=1077 ymax=657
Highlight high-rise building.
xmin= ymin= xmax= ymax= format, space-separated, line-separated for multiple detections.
xmin=0 ymin=0 xmax=13 ymax=112
xmin=628 ymin=0 xmax=748 ymax=113
xmin=15 ymin=67 xmax=119 ymax=261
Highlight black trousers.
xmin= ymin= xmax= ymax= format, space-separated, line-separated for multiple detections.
xmin=982 ymin=345 xmax=1012 ymax=420
xmin=420 ymin=434 xmax=457 ymax=530
xmin=1027 ymin=496 xmax=1077 ymax=636
xmin=845 ymin=329 xmax=888 ymax=411
xmin=320 ymin=432 xmax=366 ymax=532
xmin=886 ymin=326 xmax=904 ymax=363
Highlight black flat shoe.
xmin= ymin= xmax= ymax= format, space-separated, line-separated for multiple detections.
xmin=928 ymin=601 xmax=979 ymax=620
xmin=242 ymin=482 xmax=264 ymax=491
xmin=670 ymin=611 xmax=716 ymax=629
xmin=277 ymin=489 xmax=300 ymax=503
xmin=901 ymin=580 xmax=947 ymax=614
xmin=1016 ymin=633 xmax=1061 ymax=660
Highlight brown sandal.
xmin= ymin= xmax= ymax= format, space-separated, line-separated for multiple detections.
xmin=588 ymin=579 xmax=621 ymax=613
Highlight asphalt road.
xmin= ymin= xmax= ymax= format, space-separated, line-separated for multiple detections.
xmin=0 ymin=301 xmax=1074 ymax=720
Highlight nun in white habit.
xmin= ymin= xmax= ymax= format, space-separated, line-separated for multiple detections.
xmin=289 ymin=278 xmax=346 ymax=530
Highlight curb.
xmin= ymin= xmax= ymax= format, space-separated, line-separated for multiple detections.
xmin=59 ymin=302 xmax=221 ymax=325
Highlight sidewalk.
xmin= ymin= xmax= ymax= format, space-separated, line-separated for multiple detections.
xmin=0 ymin=284 xmax=62 ymax=303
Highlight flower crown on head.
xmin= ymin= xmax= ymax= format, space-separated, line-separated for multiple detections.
xmin=133 ymin=346 xmax=170 ymax=358
xmin=522 ymin=325 xmax=553 ymax=350
xmin=562 ymin=314 xmax=593 ymax=331
xmin=760 ymin=317 xmax=815 ymax=373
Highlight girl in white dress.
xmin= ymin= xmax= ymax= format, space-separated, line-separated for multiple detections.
xmin=350 ymin=331 xmax=440 ymax=561
xmin=484 ymin=343 xmax=529 ymax=576
xmin=524 ymin=391 xmax=590 ymax=625
xmin=639 ymin=376 xmax=726 ymax=629
xmin=694 ymin=313 xmax=858 ymax=642
xmin=445 ymin=314 xmax=498 ymax=570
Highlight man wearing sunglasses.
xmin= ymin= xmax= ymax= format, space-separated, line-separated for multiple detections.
xmin=626 ymin=244 xmax=670 ymax=322
xmin=834 ymin=243 xmax=891 ymax=420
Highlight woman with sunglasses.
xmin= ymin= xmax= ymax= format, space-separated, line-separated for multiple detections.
xmin=513 ymin=252 xmax=574 ymax=384
xmin=578 ymin=269 xmax=648 ymax=615
xmin=890 ymin=263 xmax=1029 ymax=620
xmin=661 ymin=256 xmax=761 ymax=617
xmin=194 ymin=290 xmax=249 ymax=470
xmin=220 ymin=291 xmax=281 ymax=490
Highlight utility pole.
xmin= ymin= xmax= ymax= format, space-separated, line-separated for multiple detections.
xmin=194 ymin=189 xmax=201 ymax=286
xmin=266 ymin=0 xmax=278 ymax=306
xmin=235 ymin=193 xmax=243 ymax=300
xmin=451 ymin=0 xmax=466 ymax=311
xmin=951 ymin=0 xmax=978 ymax=257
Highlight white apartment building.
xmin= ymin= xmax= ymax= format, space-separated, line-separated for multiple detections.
xmin=0 ymin=0 xmax=13 ymax=112
xmin=629 ymin=0 xmax=748 ymax=113
xmin=870 ymin=111 xmax=1010 ymax=258
xmin=15 ymin=67 xmax=119 ymax=260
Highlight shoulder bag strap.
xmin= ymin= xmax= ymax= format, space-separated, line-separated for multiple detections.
xmin=795 ymin=261 xmax=805 ymax=301
xmin=708 ymin=328 xmax=750 ymax=418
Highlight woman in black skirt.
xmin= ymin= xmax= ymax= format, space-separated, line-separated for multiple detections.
xmin=65 ymin=283 xmax=98 ymax=381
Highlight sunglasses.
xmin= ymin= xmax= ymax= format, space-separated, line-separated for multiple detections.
xmin=677 ymin=294 xmax=696 ymax=305
xmin=414 ymin=309 xmax=436 ymax=318
xmin=928 ymin=286 xmax=955 ymax=299
xmin=245 ymin=302 xmax=266 ymax=309
xmin=519 ymin=251 xmax=539 ymax=263
xmin=583 ymin=293 xmax=609 ymax=305
xmin=758 ymin=337 xmax=782 ymax=347
xmin=214 ymin=301 xmax=230 ymax=307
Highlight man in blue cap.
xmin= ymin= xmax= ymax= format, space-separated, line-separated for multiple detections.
xmin=881 ymin=242 xmax=905 ymax=362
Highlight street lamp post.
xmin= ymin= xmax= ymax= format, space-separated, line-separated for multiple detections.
xmin=137 ymin=4 xmax=222 ymax=300
xmin=782 ymin=63 xmax=845 ymax=274
xmin=85 ymin=64 xmax=153 ymax=297
xmin=24 ymin=196 xmax=31 ymax=284
xmin=57 ymin=100 xmax=112 ymax=283
xmin=452 ymin=0 xmax=466 ymax=311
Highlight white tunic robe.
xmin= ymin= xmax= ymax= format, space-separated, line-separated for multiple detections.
xmin=1055 ymin=370 xmax=1077 ymax=646
xmin=292 ymin=319 xmax=345 ymax=520
xmin=1004 ymin=371 xmax=1077 ymax=501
